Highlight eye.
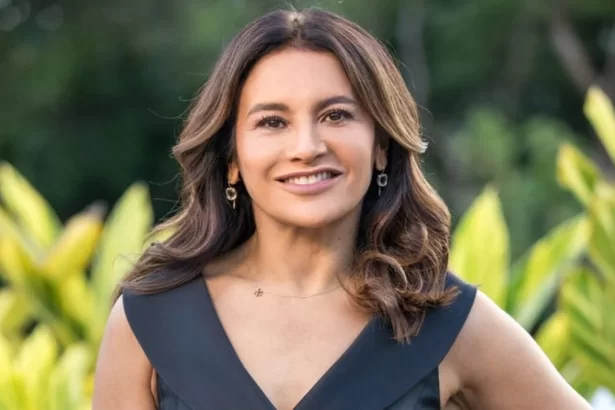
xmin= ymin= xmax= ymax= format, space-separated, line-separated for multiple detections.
xmin=323 ymin=109 xmax=353 ymax=123
xmin=256 ymin=115 xmax=286 ymax=129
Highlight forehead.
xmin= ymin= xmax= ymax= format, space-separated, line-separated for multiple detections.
xmin=238 ymin=48 xmax=354 ymax=109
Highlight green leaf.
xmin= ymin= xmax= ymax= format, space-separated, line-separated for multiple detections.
xmin=556 ymin=143 xmax=600 ymax=206
xmin=450 ymin=185 xmax=509 ymax=307
xmin=509 ymin=215 xmax=588 ymax=329
xmin=90 ymin=183 xmax=153 ymax=345
xmin=0 ymin=162 xmax=62 ymax=251
xmin=14 ymin=326 xmax=59 ymax=410
xmin=0 ymin=236 xmax=36 ymax=295
xmin=570 ymin=322 xmax=615 ymax=366
xmin=58 ymin=274 xmax=93 ymax=332
xmin=561 ymin=269 xmax=601 ymax=333
xmin=588 ymin=183 xmax=615 ymax=286
xmin=559 ymin=360 xmax=596 ymax=400
xmin=47 ymin=344 xmax=91 ymax=410
xmin=0 ymin=237 xmax=78 ymax=347
xmin=0 ymin=207 xmax=40 ymax=266
xmin=0 ymin=288 xmax=30 ymax=336
xmin=599 ymin=285 xmax=615 ymax=349
xmin=561 ymin=269 xmax=615 ymax=392
xmin=572 ymin=339 xmax=615 ymax=393
xmin=42 ymin=205 xmax=104 ymax=282
xmin=584 ymin=86 xmax=615 ymax=166
xmin=535 ymin=312 xmax=571 ymax=369
xmin=0 ymin=334 xmax=18 ymax=410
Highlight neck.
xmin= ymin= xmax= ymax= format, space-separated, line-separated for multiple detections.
xmin=236 ymin=207 xmax=361 ymax=296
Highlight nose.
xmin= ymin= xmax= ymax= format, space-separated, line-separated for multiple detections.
xmin=286 ymin=123 xmax=327 ymax=163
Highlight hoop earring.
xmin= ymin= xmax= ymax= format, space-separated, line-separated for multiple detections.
xmin=376 ymin=170 xmax=388 ymax=196
xmin=225 ymin=184 xmax=238 ymax=209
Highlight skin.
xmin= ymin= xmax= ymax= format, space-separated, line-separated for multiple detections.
xmin=93 ymin=48 xmax=591 ymax=410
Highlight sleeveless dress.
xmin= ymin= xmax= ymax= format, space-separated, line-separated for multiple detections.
xmin=123 ymin=272 xmax=477 ymax=410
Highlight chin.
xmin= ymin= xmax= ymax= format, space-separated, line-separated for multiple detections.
xmin=282 ymin=214 xmax=341 ymax=229
xmin=274 ymin=203 xmax=360 ymax=229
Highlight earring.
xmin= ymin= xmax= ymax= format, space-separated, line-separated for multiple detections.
xmin=376 ymin=170 xmax=388 ymax=196
xmin=225 ymin=184 xmax=238 ymax=209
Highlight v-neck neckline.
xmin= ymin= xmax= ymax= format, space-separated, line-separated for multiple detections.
xmin=199 ymin=277 xmax=380 ymax=410
xmin=123 ymin=272 xmax=477 ymax=410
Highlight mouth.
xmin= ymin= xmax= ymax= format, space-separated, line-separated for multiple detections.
xmin=275 ymin=169 xmax=343 ymax=194
xmin=280 ymin=170 xmax=340 ymax=185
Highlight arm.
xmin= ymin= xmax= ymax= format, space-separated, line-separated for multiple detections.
xmin=448 ymin=291 xmax=591 ymax=410
xmin=92 ymin=295 xmax=157 ymax=410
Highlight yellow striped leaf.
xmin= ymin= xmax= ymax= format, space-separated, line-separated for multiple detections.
xmin=0 ymin=162 xmax=61 ymax=250
xmin=450 ymin=186 xmax=509 ymax=307
xmin=584 ymin=86 xmax=615 ymax=166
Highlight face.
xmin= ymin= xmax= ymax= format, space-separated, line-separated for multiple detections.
xmin=231 ymin=48 xmax=386 ymax=228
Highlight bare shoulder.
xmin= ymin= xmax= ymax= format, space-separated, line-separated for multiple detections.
xmin=445 ymin=290 xmax=591 ymax=410
xmin=92 ymin=295 xmax=157 ymax=410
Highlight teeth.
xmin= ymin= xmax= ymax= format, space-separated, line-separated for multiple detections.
xmin=285 ymin=172 xmax=333 ymax=185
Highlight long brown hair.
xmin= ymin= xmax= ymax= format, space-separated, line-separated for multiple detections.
xmin=117 ymin=7 xmax=458 ymax=343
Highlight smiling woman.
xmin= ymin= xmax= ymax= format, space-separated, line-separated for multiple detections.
xmin=92 ymin=7 xmax=591 ymax=410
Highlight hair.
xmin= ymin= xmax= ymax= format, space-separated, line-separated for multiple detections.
xmin=116 ymin=7 xmax=458 ymax=343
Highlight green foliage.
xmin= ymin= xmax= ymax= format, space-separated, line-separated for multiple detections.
xmin=0 ymin=326 xmax=91 ymax=410
xmin=561 ymin=267 xmax=615 ymax=393
xmin=0 ymin=161 xmax=156 ymax=408
xmin=450 ymin=187 xmax=587 ymax=331
xmin=557 ymin=143 xmax=600 ymax=207
xmin=556 ymin=87 xmax=615 ymax=395
xmin=89 ymin=184 xmax=153 ymax=346
xmin=452 ymin=86 xmax=615 ymax=399
xmin=450 ymin=186 xmax=509 ymax=307
xmin=508 ymin=215 xmax=588 ymax=330
xmin=585 ymin=88 xmax=615 ymax=166
xmin=448 ymin=107 xmax=583 ymax=260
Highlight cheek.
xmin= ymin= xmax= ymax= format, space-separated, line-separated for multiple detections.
xmin=332 ymin=134 xmax=376 ymax=180
xmin=234 ymin=137 xmax=277 ymax=189
xmin=350 ymin=151 xmax=376 ymax=197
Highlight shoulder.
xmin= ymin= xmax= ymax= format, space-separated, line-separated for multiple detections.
xmin=121 ymin=276 xmax=204 ymax=336
xmin=444 ymin=289 xmax=591 ymax=409
xmin=96 ymin=296 xmax=146 ymax=366
xmin=92 ymin=296 xmax=157 ymax=409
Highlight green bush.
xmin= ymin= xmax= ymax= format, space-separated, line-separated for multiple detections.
xmin=451 ymin=86 xmax=615 ymax=399
xmin=0 ymin=163 xmax=156 ymax=409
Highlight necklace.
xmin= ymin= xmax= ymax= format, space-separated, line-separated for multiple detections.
xmin=233 ymin=275 xmax=343 ymax=298
xmin=252 ymin=284 xmax=342 ymax=298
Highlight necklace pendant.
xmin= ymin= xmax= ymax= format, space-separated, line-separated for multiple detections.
xmin=254 ymin=288 xmax=264 ymax=297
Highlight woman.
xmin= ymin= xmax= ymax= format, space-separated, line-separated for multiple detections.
xmin=93 ymin=8 xmax=591 ymax=410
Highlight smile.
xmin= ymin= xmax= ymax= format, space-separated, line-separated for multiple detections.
xmin=276 ymin=169 xmax=342 ymax=195
xmin=283 ymin=171 xmax=335 ymax=185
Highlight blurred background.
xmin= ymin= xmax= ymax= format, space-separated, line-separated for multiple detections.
xmin=0 ymin=0 xmax=614 ymax=409
xmin=2 ymin=0 xmax=615 ymax=257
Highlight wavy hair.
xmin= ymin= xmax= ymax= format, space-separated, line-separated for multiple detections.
xmin=117 ymin=8 xmax=458 ymax=343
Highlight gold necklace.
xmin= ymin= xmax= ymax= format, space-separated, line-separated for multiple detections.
xmin=233 ymin=275 xmax=343 ymax=298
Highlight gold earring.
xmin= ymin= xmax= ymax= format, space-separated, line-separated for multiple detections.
xmin=376 ymin=169 xmax=388 ymax=196
xmin=225 ymin=184 xmax=238 ymax=209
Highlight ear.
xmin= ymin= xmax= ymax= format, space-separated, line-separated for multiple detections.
xmin=374 ymin=142 xmax=388 ymax=172
xmin=227 ymin=161 xmax=240 ymax=185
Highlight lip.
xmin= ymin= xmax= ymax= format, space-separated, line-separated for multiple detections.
xmin=275 ymin=167 xmax=343 ymax=195
xmin=275 ymin=167 xmax=343 ymax=181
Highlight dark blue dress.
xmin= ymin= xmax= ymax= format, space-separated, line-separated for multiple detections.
xmin=123 ymin=272 xmax=476 ymax=410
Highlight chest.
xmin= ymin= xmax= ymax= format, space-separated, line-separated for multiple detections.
xmin=209 ymin=284 xmax=372 ymax=410
xmin=126 ymin=274 xmax=477 ymax=410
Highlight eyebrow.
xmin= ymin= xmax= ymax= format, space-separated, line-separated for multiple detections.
xmin=246 ymin=95 xmax=358 ymax=116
